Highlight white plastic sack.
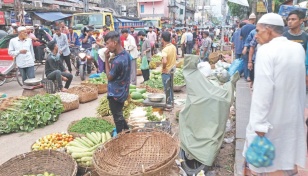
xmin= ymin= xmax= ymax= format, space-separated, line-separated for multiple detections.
xmin=197 ymin=61 xmax=212 ymax=77
xmin=98 ymin=48 xmax=107 ymax=62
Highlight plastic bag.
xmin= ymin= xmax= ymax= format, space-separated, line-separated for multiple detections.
xmin=89 ymin=73 xmax=101 ymax=78
xmin=197 ymin=61 xmax=212 ymax=77
xmin=140 ymin=56 xmax=149 ymax=70
xmin=228 ymin=58 xmax=244 ymax=76
xmin=245 ymin=136 xmax=275 ymax=168
xmin=91 ymin=49 xmax=98 ymax=61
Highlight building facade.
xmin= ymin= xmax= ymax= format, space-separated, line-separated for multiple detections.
xmin=137 ymin=0 xmax=169 ymax=18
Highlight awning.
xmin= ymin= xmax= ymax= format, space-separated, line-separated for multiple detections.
xmin=34 ymin=12 xmax=72 ymax=22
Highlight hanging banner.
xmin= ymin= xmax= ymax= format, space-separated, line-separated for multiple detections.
xmin=3 ymin=0 xmax=14 ymax=3
xmin=228 ymin=0 xmax=249 ymax=7
xmin=257 ymin=0 xmax=275 ymax=12
xmin=0 ymin=12 xmax=5 ymax=25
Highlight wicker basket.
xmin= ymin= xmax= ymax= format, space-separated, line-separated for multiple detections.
xmin=137 ymin=69 xmax=142 ymax=76
xmin=93 ymin=128 xmax=179 ymax=176
xmin=144 ymin=121 xmax=171 ymax=134
xmin=63 ymin=99 xmax=80 ymax=112
xmin=67 ymin=86 xmax=98 ymax=103
xmin=0 ymin=150 xmax=77 ymax=176
xmin=78 ymin=164 xmax=99 ymax=176
xmin=81 ymin=82 xmax=108 ymax=94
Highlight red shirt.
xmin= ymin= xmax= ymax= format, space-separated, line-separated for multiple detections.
xmin=120 ymin=35 xmax=126 ymax=47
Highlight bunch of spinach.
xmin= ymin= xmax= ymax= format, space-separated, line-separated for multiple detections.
xmin=0 ymin=94 xmax=63 ymax=134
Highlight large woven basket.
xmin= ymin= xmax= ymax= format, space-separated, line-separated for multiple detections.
xmin=93 ymin=128 xmax=179 ymax=176
xmin=63 ymin=99 xmax=80 ymax=112
xmin=78 ymin=164 xmax=99 ymax=176
xmin=81 ymin=82 xmax=108 ymax=94
xmin=67 ymin=86 xmax=98 ymax=103
xmin=0 ymin=150 xmax=77 ymax=176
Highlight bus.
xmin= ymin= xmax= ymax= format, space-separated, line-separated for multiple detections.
xmin=141 ymin=17 xmax=162 ymax=29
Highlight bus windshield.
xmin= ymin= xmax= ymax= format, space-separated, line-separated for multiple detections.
xmin=143 ymin=20 xmax=158 ymax=28
xmin=73 ymin=13 xmax=103 ymax=29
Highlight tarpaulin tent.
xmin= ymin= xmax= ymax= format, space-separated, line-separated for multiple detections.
xmin=34 ymin=12 xmax=72 ymax=22
xmin=179 ymin=55 xmax=239 ymax=166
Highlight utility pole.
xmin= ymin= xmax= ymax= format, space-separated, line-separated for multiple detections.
xmin=84 ymin=0 xmax=89 ymax=13
xmin=152 ymin=1 xmax=154 ymax=18
xmin=202 ymin=0 xmax=205 ymax=26
xmin=184 ymin=0 xmax=187 ymax=27
xmin=221 ymin=0 xmax=226 ymax=49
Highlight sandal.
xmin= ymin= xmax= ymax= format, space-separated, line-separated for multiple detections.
xmin=164 ymin=107 xmax=173 ymax=112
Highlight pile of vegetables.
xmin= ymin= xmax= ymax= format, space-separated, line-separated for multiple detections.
xmin=97 ymin=96 xmax=136 ymax=118
xmin=0 ymin=94 xmax=63 ymax=134
xmin=68 ymin=117 xmax=114 ymax=135
xmin=129 ymin=85 xmax=148 ymax=103
xmin=128 ymin=107 xmax=165 ymax=128
xmin=149 ymin=62 xmax=157 ymax=69
xmin=66 ymin=132 xmax=111 ymax=167
xmin=55 ymin=92 xmax=79 ymax=103
xmin=173 ymin=68 xmax=185 ymax=86
xmin=24 ymin=172 xmax=58 ymax=176
xmin=32 ymin=133 xmax=74 ymax=151
xmin=144 ymin=71 xmax=163 ymax=89
xmin=88 ymin=73 xmax=107 ymax=84
xmin=137 ymin=57 xmax=141 ymax=68
xmin=151 ymin=55 xmax=162 ymax=63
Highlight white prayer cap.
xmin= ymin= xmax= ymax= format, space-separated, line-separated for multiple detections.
xmin=17 ymin=26 xmax=26 ymax=32
xmin=257 ymin=13 xmax=284 ymax=26
xmin=249 ymin=13 xmax=256 ymax=19
xmin=25 ymin=26 xmax=31 ymax=29
xmin=11 ymin=23 xmax=17 ymax=27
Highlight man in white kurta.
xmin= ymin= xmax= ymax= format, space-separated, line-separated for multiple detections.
xmin=243 ymin=13 xmax=307 ymax=175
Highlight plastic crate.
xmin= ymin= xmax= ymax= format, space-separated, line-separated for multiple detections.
xmin=144 ymin=121 xmax=171 ymax=134
xmin=41 ymin=79 xmax=58 ymax=94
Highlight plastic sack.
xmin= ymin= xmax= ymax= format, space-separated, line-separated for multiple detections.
xmin=91 ymin=49 xmax=98 ymax=61
xmin=89 ymin=73 xmax=101 ymax=78
xmin=228 ymin=58 xmax=244 ymax=76
xmin=245 ymin=136 xmax=275 ymax=168
xmin=197 ymin=61 xmax=212 ymax=77
xmin=140 ymin=56 xmax=149 ymax=70
xmin=212 ymin=67 xmax=230 ymax=83
xmin=98 ymin=48 xmax=107 ymax=62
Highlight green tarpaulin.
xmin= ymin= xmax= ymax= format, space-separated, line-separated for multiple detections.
xmin=179 ymin=55 xmax=239 ymax=166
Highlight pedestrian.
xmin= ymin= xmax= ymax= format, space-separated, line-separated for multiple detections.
xmin=121 ymin=29 xmax=138 ymax=85
xmin=241 ymin=13 xmax=256 ymax=81
xmin=283 ymin=10 xmax=308 ymax=51
xmin=130 ymin=27 xmax=139 ymax=46
xmin=147 ymin=26 xmax=157 ymax=55
xmin=34 ymin=24 xmax=51 ymax=63
xmin=243 ymin=13 xmax=306 ymax=175
xmin=138 ymin=31 xmax=151 ymax=83
xmin=161 ymin=32 xmax=176 ymax=111
xmin=200 ymin=31 xmax=212 ymax=62
xmin=59 ymin=22 xmax=69 ymax=35
xmin=8 ymin=27 xmax=35 ymax=82
xmin=8 ymin=23 xmax=18 ymax=35
xmin=53 ymin=27 xmax=72 ymax=73
xmin=185 ymin=28 xmax=194 ymax=54
xmin=231 ymin=22 xmax=246 ymax=59
xmin=247 ymin=35 xmax=258 ymax=88
xmin=67 ymin=27 xmax=80 ymax=47
xmin=180 ymin=28 xmax=187 ymax=57
xmin=45 ymin=40 xmax=73 ymax=92
xmin=104 ymin=31 xmax=131 ymax=133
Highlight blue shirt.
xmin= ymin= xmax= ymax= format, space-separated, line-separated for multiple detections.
xmin=108 ymin=50 xmax=131 ymax=103
xmin=244 ymin=29 xmax=256 ymax=47
xmin=67 ymin=32 xmax=81 ymax=46
xmin=79 ymin=34 xmax=96 ymax=49
xmin=240 ymin=24 xmax=256 ymax=45
xmin=249 ymin=36 xmax=258 ymax=62
xmin=231 ymin=28 xmax=243 ymax=54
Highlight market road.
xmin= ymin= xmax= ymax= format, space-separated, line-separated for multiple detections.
xmin=0 ymin=66 xmax=144 ymax=165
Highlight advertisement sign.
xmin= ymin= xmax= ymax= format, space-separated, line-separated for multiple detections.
xmin=3 ymin=0 xmax=14 ymax=3
xmin=0 ymin=12 xmax=5 ymax=25
xmin=10 ymin=11 xmax=32 ymax=25
xmin=257 ymin=0 xmax=275 ymax=12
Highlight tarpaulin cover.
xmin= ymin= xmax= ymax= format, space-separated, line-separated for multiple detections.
xmin=179 ymin=55 xmax=239 ymax=166
xmin=34 ymin=12 xmax=72 ymax=22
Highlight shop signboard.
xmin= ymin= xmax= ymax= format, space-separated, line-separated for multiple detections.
xmin=10 ymin=11 xmax=32 ymax=25
xmin=3 ymin=0 xmax=14 ymax=3
xmin=0 ymin=12 xmax=5 ymax=25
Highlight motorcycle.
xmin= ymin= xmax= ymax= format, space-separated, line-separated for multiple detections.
xmin=77 ymin=48 xmax=94 ymax=81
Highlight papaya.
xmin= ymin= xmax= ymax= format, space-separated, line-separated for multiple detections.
xmin=131 ymin=92 xmax=143 ymax=100
xmin=130 ymin=84 xmax=136 ymax=89
xmin=136 ymin=88 xmax=146 ymax=94
xmin=129 ymin=89 xmax=137 ymax=94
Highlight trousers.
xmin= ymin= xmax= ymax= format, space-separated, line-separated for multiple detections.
xmin=108 ymin=97 xmax=129 ymax=133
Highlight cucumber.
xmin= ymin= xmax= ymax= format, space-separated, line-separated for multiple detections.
xmin=85 ymin=133 xmax=97 ymax=144
xmin=71 ymin=152 xmax=93 ymax=159
xmin=95 ymin=132 xmax=102 ymax=142
xmin=130 ymin=84 xmax=136 ymax=89
xmin=67 ymin=141 xmax=88 ymax=149
xmin=136 ymin=88 xmax=146 ymax=94
xmin=81 ymin=156 xmax=93 ymax=162
xmin=67 ymin=146 xmax=89 ymax=153
xmin=91 ymin=132 xmax=100 ymax=144
xmin=101 ymin=132 xmax=106 ymax=143
xmin=81 ymin=136 xmax=95 ymax=147
xmin=75 ymin=138 xmax=91 ymax=148
xmin=106 ymin=131 xmax=111 ymax=140
xmin=129 ymin=89 xmax=137 ymax=94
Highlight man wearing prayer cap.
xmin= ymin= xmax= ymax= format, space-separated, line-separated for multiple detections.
xmin=243 ymin=13 xmax=306 ymax=175
xmin=241 ymin=13 xmax=257 ymax=82
xmin=8 ymin=26 xmax=35 ymax=82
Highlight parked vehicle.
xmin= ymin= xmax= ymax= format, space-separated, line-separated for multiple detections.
xmin=77 ymin=48 xmax=94 ymax=81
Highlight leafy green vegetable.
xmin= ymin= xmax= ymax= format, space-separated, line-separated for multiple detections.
xmin=69 ymin=117 xmax=115 ymax=134
xmin=173 ymin=68 xmax=185 ymax=86
xmin=0 ymin=95 xmax=63 ymax=134
xmin=145 ymin=107 xmax=160 ymax=121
